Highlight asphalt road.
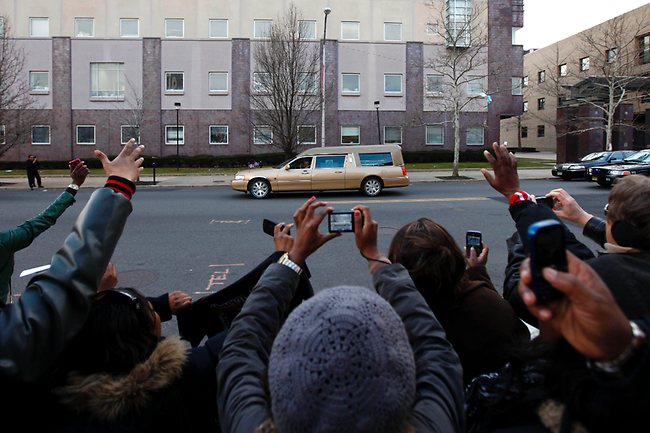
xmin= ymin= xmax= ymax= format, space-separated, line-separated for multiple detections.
xmin=3 ymin=179 xmax=610 ymax=335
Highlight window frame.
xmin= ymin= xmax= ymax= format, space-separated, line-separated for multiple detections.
xmin=425 ymin=22 xmax=438 ymax=36
xmin=165 ymin=18 xmax=185 ymax=38
xmin=521 ymin=126 xmax=528 ymax=138
xmin=384 ymin=126 xmax=402 ymax=144
xmin=253 ymin=125 xmax=273 ymax=145
xmin=558 ymin=63 xmax=567 ymax=77
xmin=341 ymin=73 xmax=360 ymax=95
xmin=537 ymin=125 xmax=545 ymax=138
xmin=165 ymin=71 xmax=185 ymax=93
xmin=31 ymin=125 xmax=50 ymax=145
xmin=298 ymin=72 xmax=318 ymax=94
xmin=298 ymin=125 xmax=317 ymax=144
xmin=253 ymin=72 xmax=271 ymax=93
xmin=466 ymin=126 xmax=484 ymax=146
xmin=209 ymin=125 xmax=229 ymax=145
xmin=522 ymin=75 xmax=529 ymax=87
xmin=341 ymin=21 xmax=360 ymax=40
xmin=29 ymin=71 xmax=49 ymax=93
xmin=76 ymin=125 xmax=96 ymax=145
xmin=254 ymin=19 xmax=273 ymax=39
xmin=425 ymin=74 xmax=444 ymax=96
xmin=165 ymin=125 xmax=185 ymax=145
xmin=425 ymin=125 xmax=444 ymax=145
xmin=90 ymin=62 xmax=125 ymax=100
xmin=29 ymin=17 xmax=49 ymax=37
xmin=580 ymin=56 xmax=590 ymax=71
xmin=121 ymin=125 xmax=140 ymax=144
xmin=298 ymin=20 xmax=317 ymax=40
xmin=537 ymin=70 xmax=545 ymax=83
xmin=208 ymin=71 xmax=229 ymax=94
xmin=383 ymin=22 xmax=402 ymax=41
xmin=74 ymin=17 xmax=95 ymax=37
xmin=639 ymin=34 xmax=650 ymax=65
xmin=537 ymin=98 xmax=545 ymax=110
xmin=607 ymin=47 xmax=618 ymax=63
xmin=467 ymin=75 xmax=484 ymax=96
xmin=0 ymin=125 xmax=5 ymax=144
xmin=209 ymin=19 xmax=229 ymax=38
xmin=523 ymin=101 xmax=528 ymax=112
xmin=384 ymin=74 xmax=403 ymax=95
xmin=341 ymin=125 xmax=360 ymax=144
xmin=511 ymin=77 xmax=523 ymax=96
xmin=120 ymin=18 xmax=140 ymax=37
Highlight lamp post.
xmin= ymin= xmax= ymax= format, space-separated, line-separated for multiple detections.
xmin=320 ymin=7 xmax=331 ymax=147
xmin=374 ymin=100 xmax=381 ymax=144
xmin=174 ymin=102 xmax=181 ymax=171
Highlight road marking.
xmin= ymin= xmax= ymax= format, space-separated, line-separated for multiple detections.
xmin=326 ymin=197 xmax=490 ymax=205
xmin=198 ymin=263 xmax=245 ymax=294
xmin=210 ymin=219 xmax=251 ymax=224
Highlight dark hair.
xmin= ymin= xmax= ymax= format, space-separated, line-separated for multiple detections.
xmin=607 ymin=175 xmax=650 ymax=246
xmin=60 ymin=287 xmax=158 ymax=375
xmin=388 ymin=218 xmax=466 ymax=308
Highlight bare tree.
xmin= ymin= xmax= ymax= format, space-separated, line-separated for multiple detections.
xmin=424 ymin=0 xmax=490 ymax=176
xmin=250 ymin=3 xmax=324 ymax=157
xmin=0 ymin=17 xmax=41 ymax=158
xmin=114 ymin=77 xmax=143 ymax=145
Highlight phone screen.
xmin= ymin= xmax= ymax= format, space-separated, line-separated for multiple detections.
xmin=328 ymin=211 xmax=354 ymax=233
xmin=537 ymin=195 xmax=554 ymax=208
xmin=466 ymin=231 xmax=482 ymax=254
xmin=528 ymin=221 xmax=567 ymax=302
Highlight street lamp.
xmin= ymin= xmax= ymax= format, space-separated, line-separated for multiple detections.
xmin=374 ymin=100 xmax=381 ymax=144
xmin=320 ymin=7 xmax=331 ymax=147
xmin=174 ymin=102 xmax=181 ymax=171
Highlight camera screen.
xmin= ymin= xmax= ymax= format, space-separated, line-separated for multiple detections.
xmin=329 ymin=212 xmax=354 ymax=232
xmin=466 ymin=233 xmax=481 ymax=246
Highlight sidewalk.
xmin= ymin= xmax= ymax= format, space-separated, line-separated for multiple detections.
xmin=0 ymin=166 xmax=554 ymax=190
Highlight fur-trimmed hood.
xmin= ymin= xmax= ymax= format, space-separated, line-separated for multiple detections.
xmin=53 ymin=336 xmax=188 ymax=420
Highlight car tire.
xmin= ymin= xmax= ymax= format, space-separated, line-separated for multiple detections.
xmin=361 ymin=177 xmax=383 ymax=197
xmin=248 ymin=179 xmax=271 ymax=199
xmin=561 ymin=174 xmax=572 ymax=181
xmin=597 ymin=179 xmax=611 ymax=187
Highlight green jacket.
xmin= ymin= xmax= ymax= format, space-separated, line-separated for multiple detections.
xmin=0 ymin=191 xmax=76 ymax=304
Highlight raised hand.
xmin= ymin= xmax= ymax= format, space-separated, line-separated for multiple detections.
xmin=466 ymin=242 xmax=489 ymax=268
xmin=273 ymin=222 xmax=294 ymax=252
xmin=546 ymin=188 xmax=594 ymax=226
xmin=69 ymin=161 xmax=89 ymax=186
xmin=94 ymin=138 xmax=144 ymax=182
xmin=288 ymin=197 xmax=340 ymax=265
xmin=481 ymin=142 xmax=521 ymax=198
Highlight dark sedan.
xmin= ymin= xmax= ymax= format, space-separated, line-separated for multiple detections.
xmin=552 ymin=151 xmax=634 ymax=180
xmin=588 ymin=150 xmax=650 ymax=187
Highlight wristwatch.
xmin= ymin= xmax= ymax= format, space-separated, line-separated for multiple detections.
xmin=591 ymin=321 xmax=646 ymax=374
xmin=67 ymin=183 xmax=80 ymax=191
xmin=277 ymin=252 xmax=303 ymax=276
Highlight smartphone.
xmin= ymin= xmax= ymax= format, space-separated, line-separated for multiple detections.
xmin=262 ymin=219 xmax=289 ymax=237
xmin=328 ymin=211 xmax=355 ymax=233
xmin=536 ymin=195 xmax=555 ymax=209
xmin=465 ymin=230 xmax=483 ymax=255
xmin=527 ymin=220 xmax=568 ymax=303
xmin=69 ymin=158 xmax=81 ymax=169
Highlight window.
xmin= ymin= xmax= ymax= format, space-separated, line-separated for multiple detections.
xmin=209 ymin=19 xmax=228 ymax=38
xmin=0 ymin=125 xmax=5 ymax=144
xmin=341 ymin=73 xmax=360 ymax=94
xmin=523 ymin=101 xmax=528 ymax=112
xmin=537 ymin=70 xmax=545 ymax=83
xmin=209 ymin=125 xmax=228 ymax=144
xmin=253 ymin=72 xmax=271 ymax=93
xmin=165 ymin=19 xmax=184 ymax=38
xmin=165 ymin=72 xmax=184 ymax=92
xmin=467 ymin=76 xmax=483 ymax=95
xmin=511 ymin=77 xmax=522 ymax=96
xmin=580 ymin=57 xmax=590 ymax=71
xmin=607 ymin=47 xmax=618 ymax=63
xmin=521 ymin=126 xmax=528 ymax=138
xmin=29 ymin=71 xmax=49 ymax=92
xmin=253 ymin=126 xmax=273 ymax=144
xmin=341 ymin=21 xmax=360 ymax=40
xmin=426 ymin=125 xmax=444 ymax=145
xmin=298 ymin=126 xmax=317 ymax=144
xmin=384 ymin=22 xmax=402 ymax=41
xmin=90 ymin=63 xmax=124 ymax=98
xmin=522 ymin=75 xmax=529 ymax=87
xmin=31 ymin=125 xmax=50 ymax=144
xmin=537 ymin=98 xmax=545 ymax=110
xmin=0 ymin=17 xmax=4 ymax=37
xmin=208 ymin=72 xmax=228 ymax=93
xmin=298 ymin=20 xmax=316 ymax=39
xmin=120 ymin=18 xmax=139 ymax=37
xmin=74 ymin=17 xmax=94 ymax=37
xmin=359 ymin=153 xmax=392 ymax=166
xmin=298 ymin=72 xmax=318 ymax=93
xmin=384 ymin=74 xmax=402 ymax=94
xmin=445 ymin=0 xmax=470 ymax=47
xmin=639 ymin=34 xmax=650 ymax=65
xmin=341 ymin=126 xmax=360 ymax=144
xmin=558 ymin=63 xmax=567 ymax=77
xmin=165 ymin=125 xmax=185 ymax=145
xmin=29 ymin=17 xmax=49 ymax=37
xmin=537 ymin=125 xmax=545 ymax=138
xmin=426 ymin=74 xmax=443 ymax=95
xmin=254 ymin=20 xmax=272 ymax=39
xmin=121 ymin=125 xmax=140 ymax=144
xmin=466 ymin=127 xmax=484 ymax=146
xmin=426 ymin=22 xmax=438 ymax=35
xmin=315 ymin=155 xmax=345 ymax=169
xmin=384 ymin=126 xmax=402 ymax=144
xmin=76 ymin=125 xmax=96 ymax=145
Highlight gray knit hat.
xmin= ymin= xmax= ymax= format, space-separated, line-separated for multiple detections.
xmin=268 ymin=286 xmax=416 ymax=433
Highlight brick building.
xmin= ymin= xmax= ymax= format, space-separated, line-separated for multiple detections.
xmin=0 ymin=0 xmax=523 ymax=161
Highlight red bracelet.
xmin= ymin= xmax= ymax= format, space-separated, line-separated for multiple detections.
xmin=509 ymin=191 xmax=531 ymax=206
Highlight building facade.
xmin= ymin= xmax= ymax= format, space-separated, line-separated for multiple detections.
xmin=501 ymin=3 xmax=650 ymax=161
xmin=0 ymin=0 xmax=523 ymax=161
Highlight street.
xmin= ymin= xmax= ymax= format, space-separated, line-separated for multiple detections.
xmin=3 ymin=179 xmax=609 ymax=335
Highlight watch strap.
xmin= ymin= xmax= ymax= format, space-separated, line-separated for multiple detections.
xmin=277 ymin=252 xmax=303 ymax=276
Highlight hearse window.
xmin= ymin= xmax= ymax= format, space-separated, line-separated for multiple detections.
xmin=359 ymin=152 xmax=393 ymax=166
xmin=315 ymin=155 xmax=345 ymax=169
xmin=289 ymin=157 xmax=313 ymax=169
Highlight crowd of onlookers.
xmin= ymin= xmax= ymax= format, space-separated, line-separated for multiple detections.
xmin=0 ymin=140 xmax=648 ymax=433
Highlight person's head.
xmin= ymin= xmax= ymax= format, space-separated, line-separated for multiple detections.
xmin=62 ymin=287 xmax=160 ymax=375
xmin=267 ymin=286 xmax=416 ymax=433
xmin=605 ymin=175 xmax=650 ymax=249
xmin=27 ymin=155 xmax=34 ymax=160
xmin=388 ymin=218 xmax=466 ymax=306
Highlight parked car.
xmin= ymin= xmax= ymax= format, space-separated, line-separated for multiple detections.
xmin=231 ymin=144 xmax=410 ymax=199
xmin=588 ymin=149 xmax=650 ymax=187
xmin=551 ymin=150 xmax=634 ymax=180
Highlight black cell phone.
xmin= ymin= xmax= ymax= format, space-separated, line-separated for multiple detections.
xmin=537 ymin=195 xmax=555 ymax=208
xmin=465 ymin=230 xmax=483 ymax=255
xmin=328 ymin=211 xmax=355 ymax=233
xmin=262 ymin=219 xmax=290 ymax=237
xmin=527 ymin=220 xmax=568 ymax=303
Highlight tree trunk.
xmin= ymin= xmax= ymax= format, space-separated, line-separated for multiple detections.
xmin=605 ymin=89 xmax=614 ymax=151
xmin=453 ymin=102 xmax=461 ymax=177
